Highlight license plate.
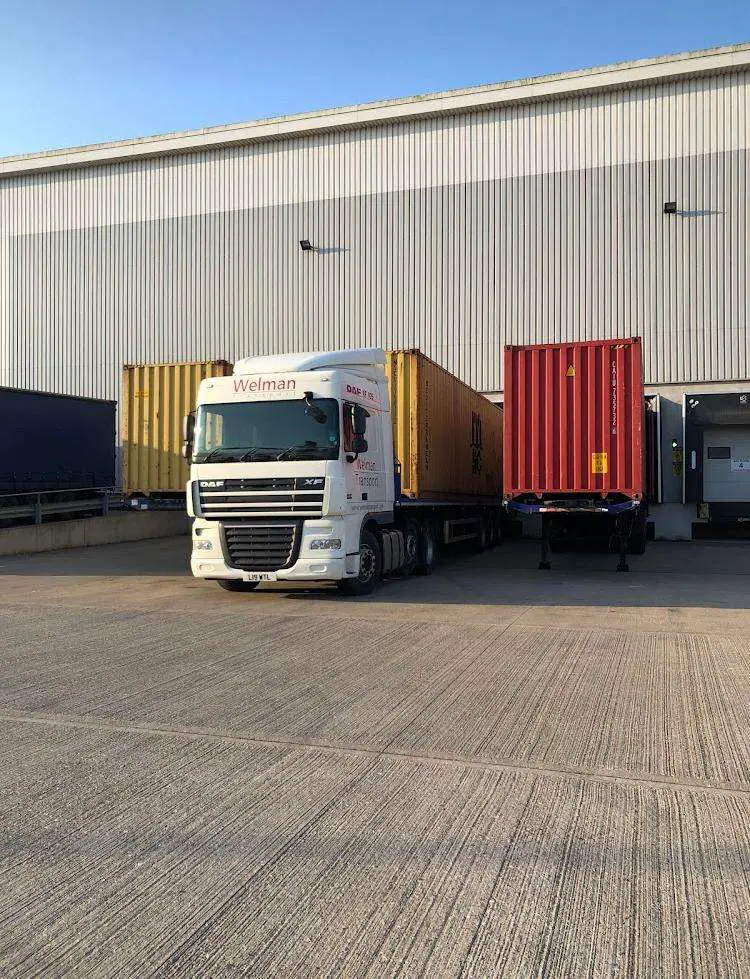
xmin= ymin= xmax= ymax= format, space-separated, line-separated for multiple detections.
xmin=244 ymin=572 xmax=277 ymax=582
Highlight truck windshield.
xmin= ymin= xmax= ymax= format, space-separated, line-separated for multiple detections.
xmin=193 ymin=399 xmax=340 ymax=463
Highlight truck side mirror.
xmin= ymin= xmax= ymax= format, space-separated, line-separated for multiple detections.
xmin=353 ymin=404 xmax=369 ymax=435
xmin=181 ymin=411 xmax=195 ymax=459
xmin=304 ymin=391 xmax=327 ymax=424
xmin=345 ymin=403 xmax=370 ymax=462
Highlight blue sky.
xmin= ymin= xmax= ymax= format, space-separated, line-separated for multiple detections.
xmin=0 ymin=0 xmax=747 ymax=157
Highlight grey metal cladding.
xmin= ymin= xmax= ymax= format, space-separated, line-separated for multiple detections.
xmin=2 ymin=148 xmax=749 ymax=400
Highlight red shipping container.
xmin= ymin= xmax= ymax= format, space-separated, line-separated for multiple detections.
xmin=503 ymin=338 xmax=645 ymax=502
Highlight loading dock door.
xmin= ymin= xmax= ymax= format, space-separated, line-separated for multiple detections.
xmin=703 ymin=427 xmax=750 ymax=502
xmin=645 ymin=395 xmax=662 ymax=503
xmin=682 ymin=393 xmax=690 ymax=504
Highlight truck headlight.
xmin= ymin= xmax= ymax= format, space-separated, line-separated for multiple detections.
xmin=194 ymin=540 xmax=214 ymax=551
xmin=310 ymin=538 xmax=342 ymax=550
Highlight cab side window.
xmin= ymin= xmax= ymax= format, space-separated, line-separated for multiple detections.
xmin=343 ymin=402 xmax=357 ymax=454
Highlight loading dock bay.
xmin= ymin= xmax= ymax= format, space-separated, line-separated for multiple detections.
xmin=0 ymin=537 xmax=748 ymax=976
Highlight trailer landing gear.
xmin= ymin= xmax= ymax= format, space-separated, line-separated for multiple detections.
xmin=536 ymin=512 xmax=642 ymax=571
xmin=538 ymin=517 xmax=551 ymax=570
xmin=616 ymin=529 xmax=630 ymax=573
xmin=615 ymin=513 xmax=639 ymax=572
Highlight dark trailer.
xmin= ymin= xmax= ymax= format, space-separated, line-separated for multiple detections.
xmin=0 ymin=387 xmax=116 ymax=495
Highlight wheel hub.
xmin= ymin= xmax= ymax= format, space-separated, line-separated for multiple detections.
xmin=360 ymin=545 xmax=376 ymax=581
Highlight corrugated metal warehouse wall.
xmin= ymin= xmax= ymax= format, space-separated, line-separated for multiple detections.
xmin=0 ymin=60 xmax=748 ymax=404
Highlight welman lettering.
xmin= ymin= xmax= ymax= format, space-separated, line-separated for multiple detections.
xmin=233 ymin=377 xmax=297 ymax=393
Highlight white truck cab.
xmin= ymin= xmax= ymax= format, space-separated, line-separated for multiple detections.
xmin=186 ymin=348 xmax=399 ymax=593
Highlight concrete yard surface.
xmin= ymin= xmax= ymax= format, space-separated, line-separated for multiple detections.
xmin=0 ymin=538 xmax=748 ymax=977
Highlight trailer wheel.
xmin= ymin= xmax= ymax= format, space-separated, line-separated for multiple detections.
xmin=338 ymin=530 xmax=382 ymax=596
xmin=218 ymin=580 xmax=260 ymax=593
xmin=629 ymin=523 xmax=648 ymax=555
xmin=473 ymin=517 xmax=490 ymax=553
xmin=415 ymin=522 xmax=438 ymax=576
xmin=399 ymin=520 xmax=419 ymax=576
xmin=492 ymin=516 xmax=503 ymax=546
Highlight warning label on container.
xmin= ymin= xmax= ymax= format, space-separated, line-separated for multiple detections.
xmin=591 ymin=452 xmax=608 ymax=475
xmin=731 ymin=458 xmax=750 ymax=472
xmin=566 ymin=365 xmax=575 ymax=377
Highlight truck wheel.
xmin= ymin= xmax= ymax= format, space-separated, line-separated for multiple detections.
xmin=629 ymin=525 xmax=647 ymax=555
xmin=473 ymin=517 xmax=490 ymax=553
xmin=338 ymin=531 xmax=382 ymax=596
xmin=492 ymin=516 xmax=503 ymax=546
xmin=399 ymin=520 xmax=419 ymax=576
xmin=415 ymin=523 xmax=438 ymax=575
xmin=218 ymin=580 xmax=259 ymax=593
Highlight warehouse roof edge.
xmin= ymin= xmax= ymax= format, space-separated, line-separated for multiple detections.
xmin=1 ymin=41 xmax=749 ymax=178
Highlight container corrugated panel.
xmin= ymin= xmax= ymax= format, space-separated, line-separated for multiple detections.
xmin=385 ymin=350 xmax=502 ymax=502
xmin=503 ymin=338 xmax=644 ymax=501
xmin=0 ymin=388 xmax=116 ymax=493
xmin=123 ymin=361 xmax=232 ymax=495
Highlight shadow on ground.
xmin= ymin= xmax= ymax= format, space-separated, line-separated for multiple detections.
xmin=2 ymin=536 xmax=750 ymax=610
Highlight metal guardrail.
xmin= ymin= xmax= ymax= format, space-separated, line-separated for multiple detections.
xmin=0 ymin=487 xmax=116 ymax=526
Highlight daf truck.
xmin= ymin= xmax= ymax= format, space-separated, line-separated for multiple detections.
xmin=185 ymin=348 xmax=506 ymax=595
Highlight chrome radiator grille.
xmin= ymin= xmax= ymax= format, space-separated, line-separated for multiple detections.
xmin=198 ymin=477 xmax=325 ymax=519
xmin=223 ymin=521 xmax=301 ymax=572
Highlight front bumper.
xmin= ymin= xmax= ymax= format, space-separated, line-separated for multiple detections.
xmin=191 ymin=554 xmax=348 ymax=581
xmin=190 ymin=517 xmax=356 ymax=582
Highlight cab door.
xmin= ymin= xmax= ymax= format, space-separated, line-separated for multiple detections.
xmin=342 ymin=401 xmax=387 ymax=508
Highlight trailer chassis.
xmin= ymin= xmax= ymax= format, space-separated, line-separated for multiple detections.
xmin=508 ymin=499 xmax=646 ymax=572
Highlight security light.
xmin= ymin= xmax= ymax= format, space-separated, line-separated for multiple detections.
xmin=299 ymin=239 xmax=313 ymax=251
xmin=663 ymin=201 xmax=677 ymax=214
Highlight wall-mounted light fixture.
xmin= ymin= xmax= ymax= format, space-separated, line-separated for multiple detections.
xmin=663 ymin=201 xmax=677 ymax=214
xmin=299 ymin=239 xmax=313 ymax=251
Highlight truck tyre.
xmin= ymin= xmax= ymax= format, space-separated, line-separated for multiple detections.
xmin=492 ymin=515 xmax=503 ymax=546
xmin=629 ymin=523 xmax=647 ymax=555
xmin=399 ymin=520 xmax=419 ymax=576
xmin=338 ymin=530 xmax=382 ymax=596
xmin=218 ymin=580 xmax=260 ymax=593
xmin=473 ymin=517 xmax=490 ymax=553
xmin=415 ymin=522 xmax=438 ymax=576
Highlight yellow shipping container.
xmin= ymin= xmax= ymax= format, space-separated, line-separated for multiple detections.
xmin=385 ymin=350 xmax=503 ymax=501
xmin=122 ymin=361 xmax=232 ymax=495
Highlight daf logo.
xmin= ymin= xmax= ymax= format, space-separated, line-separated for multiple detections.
xmin=200 ymin=480 xmax=225 ymax=488
xmin=303 ymin=478 xmax=323 ymax=487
